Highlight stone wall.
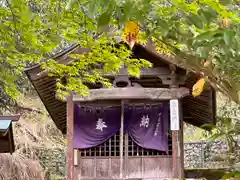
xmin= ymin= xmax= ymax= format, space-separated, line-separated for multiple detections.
xmin=38 ymin=148 xmax=66 ymax=179
xmin=184 ymin=141 xmax=231 ymax=169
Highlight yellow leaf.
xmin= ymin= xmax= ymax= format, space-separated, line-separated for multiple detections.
xmin=63 ymin=138 xmax=67 ymax=145
xmin=223 ymin=17 xmax=229 ymax=27
xmin=124 ymin=21 xmax=140 ymax=48
xmin=192 ymin=78 xmax=206 ymax=97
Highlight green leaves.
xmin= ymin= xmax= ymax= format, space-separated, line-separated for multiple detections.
xmin=126 ymin=58 xmax=152 ymax=78
xmin=198 ymin=8 xmax=217 ymax=25
xmin=0 ymin=0 xmax=65 ymax=100
xmin=119 ymin=0 xmax=133 ymax=23
xmin=98 ymin=12 xmax=111 ymax=28
xmin=223 ymin=30 xmax=234 ymax=46
xmin=201 ymin=123 xmax=217 ymax=130
xmin=65 ymin=0 xmax=77 ymax=10
xmin=186 ymin=14 xmax=203 ymax=29
xmin=0 ymin=0 xmax=239 ymax=105
xmin=222 ymin=172 xmax=240 ymax=180
xmin=195 ymin=31 xmax=218 ymax=41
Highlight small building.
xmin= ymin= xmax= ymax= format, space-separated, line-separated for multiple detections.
xmin=25 ymin=42 xmax=216 ymax=179
xmin=0 ymin=116 xmax=20 ymax=153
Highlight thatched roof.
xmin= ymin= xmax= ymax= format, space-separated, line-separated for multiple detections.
xmin=25 ymin=43 xmax=216 ymax=133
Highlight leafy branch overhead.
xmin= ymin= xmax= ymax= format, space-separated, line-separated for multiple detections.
xmin=43 ymin=37 xmax=152 ymax=98
xmin=0 ymin=0 xmax=239 ymax=103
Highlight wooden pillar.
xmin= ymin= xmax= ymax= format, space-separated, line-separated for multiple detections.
xmin=67 ymin=96 xmax=74 ymax=180
xmin=170 ymin=64 xmax=184 ymax=179
xmin=120 ymin=100 xmax=124 ymax=179
xmin=170 ymin=99 xmax=184 ymax=179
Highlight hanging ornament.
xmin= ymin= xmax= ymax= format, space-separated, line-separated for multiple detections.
xmin=124 ymin=21 xmax=140 ymax=49
xmin=192 ymin=78 xmax=206 ymax=97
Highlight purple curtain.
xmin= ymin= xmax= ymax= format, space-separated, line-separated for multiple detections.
xmin=74 ymin=103 xmax=169 ymax=152
xmin=127 ymin=104 xmax=169 ymax=152
xmin=73 ymin=105 xmax=121 ymax=149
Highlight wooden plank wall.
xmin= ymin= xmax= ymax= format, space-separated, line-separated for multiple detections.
xmin=71 ymin=118 xmax=173 ymax=180
xmin=74 ymin=157 xmax=172 ymax=180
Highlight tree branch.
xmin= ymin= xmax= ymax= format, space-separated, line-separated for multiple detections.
xmin=14 ymin=104 xmax=47 ymax=115
xmin=5 ymin=0 xmax=21 ymax=40
xmin=153 ymin=37 xmax=239 ymax=104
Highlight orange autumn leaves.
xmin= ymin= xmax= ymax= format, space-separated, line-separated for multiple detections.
xmin=124 ymin=21 xmax=140 ymax=48
xmin=192 ymin=78 xmax=206 ymax=97
xmin=192 ymin=57 xmax=213 ymax=97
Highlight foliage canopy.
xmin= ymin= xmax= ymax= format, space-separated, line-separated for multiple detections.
xmin=0 ymin=0 xmax=240 ymax=103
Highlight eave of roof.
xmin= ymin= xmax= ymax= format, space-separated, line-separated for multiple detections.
xmin=24 ymin=43 xmax=217 ymax=133
xmin=0 ymin=120 xmax=11 ymax=132
xmin=25 ymin=43 xmax=79 ymax=72
xmin=0 ymin=115 xmax=20 ymax=121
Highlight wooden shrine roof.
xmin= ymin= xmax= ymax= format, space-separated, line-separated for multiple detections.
xmin=0 ymin=116 xmax=20 ymax=153
xmin=25 ymin=43 xmax=216 ymax=134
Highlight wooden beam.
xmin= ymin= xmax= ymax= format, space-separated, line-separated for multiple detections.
xmin=104 ymin=67 xmax=171 ymax=77
xmin=67 ymin=96 xmax=74 ymax=180
xmin=8 ymin=125 xmax=14 ymax=154
xmin=67 ymin=100 xmax=168 ymax=107
xmin=29 ymin=66 xmax=172 ymax=81
xmin=120 ymin=100 xmax=124 ymax=179
xmin=0 ymin=116 xmax=20 ymax=121
xmin=60 ymin=87 xmax=189 ymax=102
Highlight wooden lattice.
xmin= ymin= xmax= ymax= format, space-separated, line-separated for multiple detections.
xmin=79 ymin=131 xmax=172 ymax=157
